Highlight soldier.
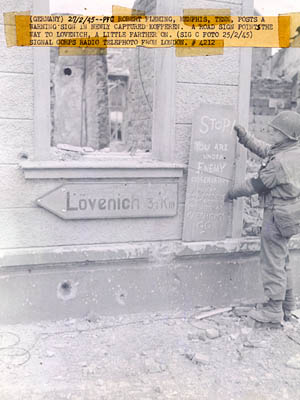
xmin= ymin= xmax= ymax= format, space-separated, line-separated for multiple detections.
xmin=225 ymin=111 xmax=300 ymax=325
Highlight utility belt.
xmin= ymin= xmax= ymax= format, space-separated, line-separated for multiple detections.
xmin=271 ymin=196 xmax=300 ymax=238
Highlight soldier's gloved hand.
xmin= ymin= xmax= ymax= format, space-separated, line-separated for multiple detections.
xmin=224 ymin=189 xmax=235 ymax=202
xmin=234 ymin=124 xmax=247 ymax=142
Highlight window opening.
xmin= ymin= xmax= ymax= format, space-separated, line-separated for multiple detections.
xmin=49 ymin=2 xmax=155 ymax=155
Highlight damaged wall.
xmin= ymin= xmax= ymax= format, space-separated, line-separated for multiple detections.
xmin=244 ymin=77 xmax=294 ymax=236
xmin=271 ymin=48 xmax=300 ymax=80
xmin=123 ymin=46 xmax=154 ymax=152
xmin=244 ymin=47 xmax=300 ymax=236
xmin=2 ymin=237 xmax=300 ymax=324
xmin=50 ymin=49 xmax=110 ymax=150
xmin=122 ymin=0 xmax=157 ymax=152
xmin=5 ymin=0 xmax=300 ymax=324
xmin=0 ymin=241 xmax=265 ymax=323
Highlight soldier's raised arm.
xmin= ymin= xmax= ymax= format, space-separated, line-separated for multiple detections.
xmin=234 ymin=124 xmax=271 ymax=159
xmin=224 ymin=175 xmax=269 ymax=202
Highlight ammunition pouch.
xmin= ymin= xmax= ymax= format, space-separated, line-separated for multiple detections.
xmin=273 ymin=198 xmax=300 ymax=238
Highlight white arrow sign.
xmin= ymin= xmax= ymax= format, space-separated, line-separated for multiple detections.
xmin=37 ymin=183 xmax=178 ymax=220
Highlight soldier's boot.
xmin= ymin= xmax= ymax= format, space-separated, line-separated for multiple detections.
xmin=248 ymin=299 xmax=283 ymax=327
xmin=282 ymin=289 xmax=296 ymax=322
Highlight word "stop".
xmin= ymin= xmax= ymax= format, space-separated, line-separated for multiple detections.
xmin=198 ymin=115 xmax=235 ymax=134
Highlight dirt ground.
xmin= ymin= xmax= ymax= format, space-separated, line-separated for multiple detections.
xmin=1 ymin=305 xmax=300 ymax=400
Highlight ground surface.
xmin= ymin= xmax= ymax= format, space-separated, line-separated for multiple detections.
xmin=1 ymin=306 xmax=300 ymax=400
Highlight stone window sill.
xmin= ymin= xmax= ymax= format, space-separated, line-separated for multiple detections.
xmin=21 ymin=160 xmax=185 ymax=179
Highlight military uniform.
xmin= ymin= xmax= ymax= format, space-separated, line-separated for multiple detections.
xmin=226 ymin=111 xmax=300 ymax=324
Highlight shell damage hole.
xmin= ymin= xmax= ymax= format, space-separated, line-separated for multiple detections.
xmin=116 ymin=290 xmax=128 ymax=306
xmin=57 ymin=280 xmax=77 ymax=301
xmin=19 ymin=152 xmax=29 ymax=160
xmin=64 ymin=67 xmax=72 ymax=76
xmin=61 ymin=281 xmax=71 ymax=294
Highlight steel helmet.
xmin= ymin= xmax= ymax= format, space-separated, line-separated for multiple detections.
xmin=269 ymin=111 xmax=300 ymax=141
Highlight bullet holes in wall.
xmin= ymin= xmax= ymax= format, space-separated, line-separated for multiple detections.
xmin=64 ymin=67 xmax=72 ymax=76
xmin=57 ymin=280 xmax=78 ymax=301
xmin=115 ymin=288 xmax=128 ymax=306
xmin=19 ymin=152 xmax=29 ymax=160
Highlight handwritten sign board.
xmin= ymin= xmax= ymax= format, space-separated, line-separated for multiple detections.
xmin=37 ymin=183 xmax=178 ymax=220
xmin=183 ymin=104 xmax=236 ymax=241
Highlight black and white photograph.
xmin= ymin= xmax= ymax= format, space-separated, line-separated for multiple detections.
xmin=1 ymin=0 xmax=300 ymax=398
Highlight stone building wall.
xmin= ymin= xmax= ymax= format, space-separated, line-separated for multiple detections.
xmin=272 ymin=48 xmax=300 ymax=80
xmin=49 ymin=0 xmax=158 ymax=154
xmin=122 ymin=0 xmax=157 ymax=152
xmin=123 ymin=47 xmax=154 ymax=152
xmin=134 ymin=0 xmax=156 ymax=12
xmin=251 ymin=47 xmax=272 ymax=78
xmin=0 ymin=0 xmax=34 ymax=163
xmin=251 ymin=10 xmax=272 ymax=79
xmin=106 ymin=48 xmax=132 ymax=151
xmin=50 ymin=49 xmax=110 ymax=150
xmin=249 ymin=77 xmax=293 ymax=144
xmin=8 ymin=0 xmax=300 ymax=324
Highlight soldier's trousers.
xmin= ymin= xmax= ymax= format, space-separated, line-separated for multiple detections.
xmin=260 ymin=208 xmax=293 ymax=301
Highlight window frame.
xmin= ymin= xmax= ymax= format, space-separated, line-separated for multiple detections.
xmin=22 ymin=0 xmax=184 ymax=179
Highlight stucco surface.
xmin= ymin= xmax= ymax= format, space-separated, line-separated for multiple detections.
xmin=0 ymin=73 xmax=33 ymax=119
